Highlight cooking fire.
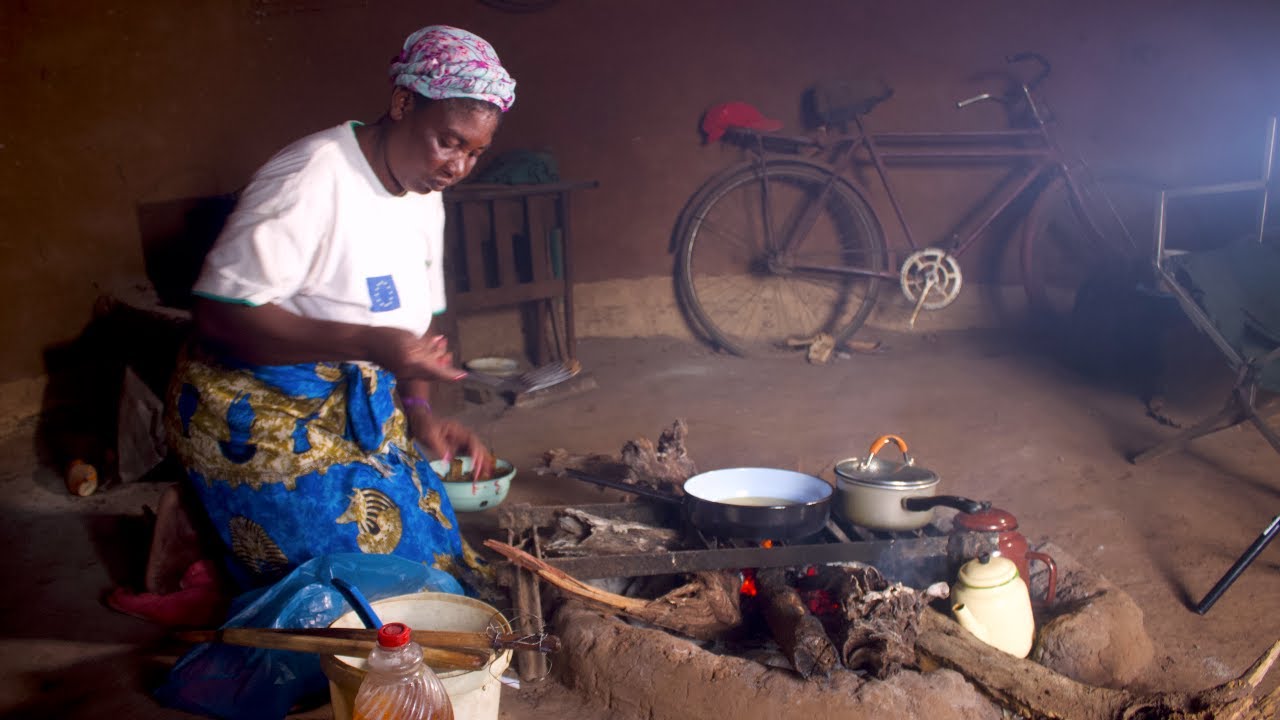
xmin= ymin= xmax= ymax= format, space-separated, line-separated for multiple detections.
xmin=488 ymin=421 xmax=1280 ymax=719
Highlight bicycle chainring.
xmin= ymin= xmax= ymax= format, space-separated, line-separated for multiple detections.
xmin=899 ymin=249 xmax=963 ymax=310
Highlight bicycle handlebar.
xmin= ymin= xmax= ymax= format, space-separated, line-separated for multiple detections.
xmin=956 ymin=92 xmax=997 ymax=109
xmin=955 ymin=53 xmax=1052 ymax=110
xmin=1005 ymin=52 xmax=1052 ymax=87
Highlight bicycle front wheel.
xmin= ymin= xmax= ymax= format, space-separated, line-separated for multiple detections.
xmin=1020 ymin=173 xmax=1160 ymax=321
xmin=676 ymin=161 xmax=887 ymax=356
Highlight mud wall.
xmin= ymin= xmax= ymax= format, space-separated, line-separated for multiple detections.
xmin=3 ymin=0 xmax=1279 ymax=382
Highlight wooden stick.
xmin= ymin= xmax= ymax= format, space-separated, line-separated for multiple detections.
xmin=487 ymin=539 xmax=743 ymax=641
xmin=485 ymin=539 xmax=648 ymax=613
xmin=174 ymin=627 xmax=489 ymax=671
xmin=175 ymin=627 xmax=559 ymax=654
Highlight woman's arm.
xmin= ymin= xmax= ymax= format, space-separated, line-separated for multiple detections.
xmin=193 ymin=298 xmax=465 ymax=382
xmin=398 ymin=377 xmax=494 ymax=480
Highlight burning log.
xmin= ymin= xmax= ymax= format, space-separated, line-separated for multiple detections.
xmin=755 ymin=567 xmax=840 ymax=679
xmin=836 ymin=567 xmax=948 ymax=679
xmin=486 ymin=540 xmax=741 ymax=641
xmin=799 ymin=565 xmax=948 ymax=679
xmin=633 ymin=571 xmax=742 ymax=640
xmin=917 ymin=608 xmax=1280 ymax=720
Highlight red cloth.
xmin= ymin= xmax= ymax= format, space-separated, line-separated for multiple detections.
xmin=106 ymin=560 xmax=229 ymax=627
xmin=701 ymin=101 xmax=784 ymax=143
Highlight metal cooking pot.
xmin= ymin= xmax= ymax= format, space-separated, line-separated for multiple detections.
xmin=566 ymin=467 xmax=832 ymax=541
xmin=834 ymin=435 xmax=987 ymax=531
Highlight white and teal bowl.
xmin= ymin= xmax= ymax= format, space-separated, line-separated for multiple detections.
xmin=430 ymin=456 xmax=516 ymax=512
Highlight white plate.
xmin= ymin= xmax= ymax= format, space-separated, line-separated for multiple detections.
xmin=465 ymin=356 xmax=520 ymax=377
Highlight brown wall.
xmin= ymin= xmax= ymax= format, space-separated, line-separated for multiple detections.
xmin=3 ymin=0 xmax=1278 ymax=381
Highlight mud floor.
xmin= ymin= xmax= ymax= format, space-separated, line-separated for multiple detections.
xmin=2 ymin=327 xmax=1278 ymax=719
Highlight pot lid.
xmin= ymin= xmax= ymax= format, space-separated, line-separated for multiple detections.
xmin=834 ymin=434 xmax=938 ymax=489
xmin=957 ymin=552 xmax=1019 ymax=587
xmin=834 ymin=457 xmax=938 ymax=488
xmin=953 ymin=506 xmax=1019 ymax=532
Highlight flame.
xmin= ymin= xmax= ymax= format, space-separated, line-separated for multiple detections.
xmin=739 ymin=568 xmax=758 ymax=597
xmin=760 ymin=539 xmax=774 ymax=549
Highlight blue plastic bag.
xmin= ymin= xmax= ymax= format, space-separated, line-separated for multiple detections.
xmin=155 ymin=553 xmax=464 ymax=720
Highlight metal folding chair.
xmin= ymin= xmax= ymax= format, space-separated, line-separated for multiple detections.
xmin=1128 ymin=116 xmax=1278 ymax=613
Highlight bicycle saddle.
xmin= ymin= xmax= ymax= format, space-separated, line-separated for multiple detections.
xmin=804 ymin=79 xmax=894 ymax=127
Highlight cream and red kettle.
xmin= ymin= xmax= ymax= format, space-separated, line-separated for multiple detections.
xmin=951 ymin=552 xmax=1035 ymax=658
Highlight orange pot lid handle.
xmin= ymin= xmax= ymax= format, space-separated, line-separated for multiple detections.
xmin=866 ymin=434 xmax=911 ymax=465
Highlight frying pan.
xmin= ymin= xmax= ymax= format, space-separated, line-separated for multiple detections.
xmin=566 ymin=467 xmax=832 ymax=541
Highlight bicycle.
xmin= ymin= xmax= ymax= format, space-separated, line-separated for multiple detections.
xmin=674 ymin=53 xmax=1156 ymax=357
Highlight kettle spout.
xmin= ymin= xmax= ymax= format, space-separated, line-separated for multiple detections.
xmin=952 ymin=603 xmax=990 ymax=644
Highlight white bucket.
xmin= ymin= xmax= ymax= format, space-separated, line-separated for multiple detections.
xmin=319 ymin=592 xmax=512 ymax=720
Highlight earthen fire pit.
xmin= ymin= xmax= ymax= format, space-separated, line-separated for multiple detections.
xmin=493 ymin=516 xmax=1280 ymax=720
xmin=544 ymin=542 xmax=1148 ymax=720
xmin=485 ymin=424 xmax=1280 ymax=720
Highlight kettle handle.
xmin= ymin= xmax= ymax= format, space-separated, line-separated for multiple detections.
xmin=866 ymin=435 xmax=912 ymax=465
xmin=1027 ymin=551 xmax=1058 ymax=605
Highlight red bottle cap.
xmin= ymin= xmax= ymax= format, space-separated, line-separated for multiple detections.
xmin=377 ymin=622 xmax=413 ymax=648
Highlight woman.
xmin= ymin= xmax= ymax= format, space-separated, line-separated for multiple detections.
xmin=160 ymin=26 xmax=516 ymax=591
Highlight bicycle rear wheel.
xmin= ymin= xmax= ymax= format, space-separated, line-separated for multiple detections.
xmin=1020 ymin=173 xmax=1160 ymax=321
xmin=676 ymin=161 xmax=888 ymax=356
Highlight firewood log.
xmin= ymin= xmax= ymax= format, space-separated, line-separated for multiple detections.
xmin=541 ymin=419 xmax=696 ymax=497
xmin=801 ymin=565 xmax=947 ymax=679
xmin=545 ymin=508 xmax=680 ymax=557
xmin=756 ymin=568 xmax=840 ymax=679
xmin=619 ymin=419 xmax=698 ymax=494
xmin=916 ymin=608 xmax=1280 ymax=720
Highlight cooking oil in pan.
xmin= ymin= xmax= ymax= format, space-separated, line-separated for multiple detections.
xmin=720 ymin=496 xmax=798 ymax=506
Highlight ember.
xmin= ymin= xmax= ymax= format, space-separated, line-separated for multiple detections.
xmin=802 ymin=587 xmax=840 ymax=617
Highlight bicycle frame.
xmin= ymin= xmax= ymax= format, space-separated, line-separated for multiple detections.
xmin=764 ymin=82 xmax=1087 ymax=282
xmin=675 ymin=54 xmax=1149 ymax=354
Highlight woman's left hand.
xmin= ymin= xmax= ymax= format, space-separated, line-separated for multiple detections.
xmin=410 ymin=414 xmax=494 ymax=481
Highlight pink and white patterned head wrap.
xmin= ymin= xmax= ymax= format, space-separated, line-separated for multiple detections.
xmin=389 ymin=26 xmax=516 ymax=112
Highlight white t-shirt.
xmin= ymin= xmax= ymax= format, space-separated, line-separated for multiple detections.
xmin=194 ymin=122 xmax=446 ymax=336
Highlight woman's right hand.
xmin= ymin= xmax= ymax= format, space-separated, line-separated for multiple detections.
xmin=373 ymin=330 xmax=467 ymax=382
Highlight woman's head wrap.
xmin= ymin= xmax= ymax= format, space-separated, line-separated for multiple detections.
xmin=389 ymin=26 xmax=516 ymax=112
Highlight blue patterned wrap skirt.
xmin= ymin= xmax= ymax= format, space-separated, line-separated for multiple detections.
xmin=165 ymin=347 xmax=486 ymax=587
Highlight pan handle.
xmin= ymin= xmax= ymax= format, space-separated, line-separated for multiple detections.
xmin=564 ymin=468 xmax=683 ymax=505
xmin=902 ymin=495 xmax=990 ymax=514
xmin=866 ymin=434 xmax=912 ymax=466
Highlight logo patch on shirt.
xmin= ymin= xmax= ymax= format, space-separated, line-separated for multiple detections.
xmin=366 ymin=275 xmax=401 ymax=312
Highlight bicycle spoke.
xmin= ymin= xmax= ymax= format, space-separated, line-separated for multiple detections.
xmin=677 ymin=162 xmax=887 ymax=356
xmin=696 ymin=216 xmax=762 ymax=256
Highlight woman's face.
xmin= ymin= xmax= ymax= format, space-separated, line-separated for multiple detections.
xmin=383 ymin=89 xmax=499 ymax=195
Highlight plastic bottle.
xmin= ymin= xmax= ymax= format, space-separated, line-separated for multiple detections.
xmin=352 ymin=622 xmax=454 ymax=720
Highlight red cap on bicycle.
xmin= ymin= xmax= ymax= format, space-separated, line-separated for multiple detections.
xmin=702 ymin=101 xmax=784 ymax=143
